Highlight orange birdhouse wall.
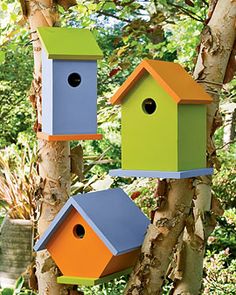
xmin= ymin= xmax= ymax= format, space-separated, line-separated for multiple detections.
xmin=46 ymin=208 xmax=140 ymax=278
xmin=34 ymin=189 xmax=150 ymax=284
xmin=47 ymin=208 xmax=111 ymax=278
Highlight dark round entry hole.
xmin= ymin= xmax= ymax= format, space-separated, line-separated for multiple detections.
xmin=73 ymin=224 xmax=85 ymax=239
xmin=142 ymin=98 xmax=157 ymax=115
xmin=68 ymin=73 xmax=81 ymax=87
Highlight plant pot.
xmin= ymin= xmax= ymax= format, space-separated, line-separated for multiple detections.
xmin=0 ymin=216 xmax=33 ymax=288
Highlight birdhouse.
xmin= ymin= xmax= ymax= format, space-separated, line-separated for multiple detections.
xmin=34 ymin=188 xmax=150 ymax=286
xmin=109 ymin=60 xmax=214 ymax=179
xmin=37 ymin=27 xmax=103 ymax=141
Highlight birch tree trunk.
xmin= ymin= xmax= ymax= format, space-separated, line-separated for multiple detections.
xmin=125 ymin=179 xmax=195 ymax=295
xmin=125 ymin=1 xmax=236 ymax=294
xmin=221 ymin=102 xmax=236 ymax=149
xmin=23 ymin=1 xmax=78 ymax=294
xmin=172 ymin=1 xmax=236 ymax=294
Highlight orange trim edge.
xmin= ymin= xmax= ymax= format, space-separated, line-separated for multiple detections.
xmin=110 ymin=59 xmax=212 ymax=105
xmin=37 ymin=132 xmax=103 ymax=141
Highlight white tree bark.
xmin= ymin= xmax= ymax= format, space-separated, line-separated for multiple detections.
xmin=172 ymin=0 xmax=236 ymax=293
xmin=221 ymin=102 xmax=236 ymax=149
xmin=125 ymin=179 xmax=195 ymax=295
xmin=125 ymin=1 xmax=236 ymax=294
xmin=24 ymin=1 xmax=75 ymax=294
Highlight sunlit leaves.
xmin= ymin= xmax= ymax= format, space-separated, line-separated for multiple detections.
xmin=0 ymin=1 xmax=26 ymax=46
xmin=0 ymin=52 xmax=6 ymax=64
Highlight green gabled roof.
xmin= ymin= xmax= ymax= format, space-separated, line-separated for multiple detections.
xmin=37 ymin=27 xmax=103 ymax=60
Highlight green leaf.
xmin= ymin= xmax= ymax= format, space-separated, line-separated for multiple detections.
xmin=14 ymin=276 xmax=24 ymax=294
xmin=1 ymin=3 xmax=7 ymax=10
xmin=1 ymin=288 xmax=14 ymax=295
xmin=0 ymin=51 xmax=5 ymax=64
xmin=10 ymin=13 xmax=17 ymax=22
xmin=103 ymin=2 xmax=116 ymax=10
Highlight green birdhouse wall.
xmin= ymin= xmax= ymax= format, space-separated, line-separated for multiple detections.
xmin=110 ymin=60 xmax=212 ymax=173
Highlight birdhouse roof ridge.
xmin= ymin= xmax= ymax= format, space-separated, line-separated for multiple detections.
xmin=34 ymin=188 xmax=150 ymax=255
xmin=37 ymin=27 xmax=103 ymax=60
xmin=110 ymin=59 xmax=212 ymax=105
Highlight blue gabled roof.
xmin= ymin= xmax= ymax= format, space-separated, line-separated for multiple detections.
xmin=34 ymin=188 xmax=150 ymax=256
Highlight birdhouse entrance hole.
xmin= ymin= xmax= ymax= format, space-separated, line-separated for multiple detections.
xmin=73 ymin=224 xmax=85 ymax=239
xmin=142 ymin=98 xmax=157 ymax=115
xmin=68 ymin=73 xmax=81 ymax=87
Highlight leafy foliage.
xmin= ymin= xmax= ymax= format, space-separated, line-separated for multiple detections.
xmin=0 ymin=0 xmax=34 ymax=148
xmin=79 ymin=276 xmax=127 ymax=295
xmin=0 ymin=276 xmax=37 ymax=295
xmin=0 ymin=140 xmax=39 ymax=219
xmin=203 ymin=249 xmax=236 ymax=295
xmin=212 ymin=149 xmax=236 ymax=208
xmin=0 ymin=0 xmax=235 ymax=294
xmin=0 ymin=44 xmax=34 ymax=148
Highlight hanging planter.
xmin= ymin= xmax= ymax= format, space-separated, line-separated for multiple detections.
xmin=0 ymin=216 xmax=33 ymax=288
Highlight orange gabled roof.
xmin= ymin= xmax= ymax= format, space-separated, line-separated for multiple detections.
xmin=110 ymin=59 xmax=212 ymax=105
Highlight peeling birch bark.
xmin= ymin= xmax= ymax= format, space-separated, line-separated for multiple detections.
xmin=125 ymin=1 xmax=236 ymax=294
xmin=172 ymin=0 xmax=236 ymax=294
xmin=125 ymin=179 xmax=194 ymax=295
xmin=221 ymin=102 xmax=236 ymax=149
xmin=23 ymin=1 xmax=76 ymax=294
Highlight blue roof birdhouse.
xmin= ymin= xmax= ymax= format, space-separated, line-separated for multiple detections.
xmin=37 ymin=27 xmax=103 ymax=141
xmin=34 ymin=188 xmax=150 ymax=286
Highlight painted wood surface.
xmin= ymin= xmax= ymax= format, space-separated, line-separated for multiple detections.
xmin=37 ymin=27 xmax=103 ymax=60
xmin=110 ymin=59 xmax=212 ymax=105
xmin=41 ymin=53 xmax=98 ymax=135
xmin=34 ymin=189 xmax=150 ymax=255
xmin=37 ymin=132 xmax=102 ymax=141
xmin=111 ymin=60 xmax=211 ymax=173
xmin=100 ymin=248 xmax=140 ymax=277
xmin=109 ymin=168 xmax=214 ymax=178
xmin=34 ymin=189 xmax=149 ymax=278
xmin=47 ymin=208 xmax=113 ymax=278
xmin=121 ymin=73 xmax=178 ymax=171
xmin=57 ymin=268 xmax=132 ymax=286
xmin=41 ymin=48 xmax=53 ymax=133
xmin=178 ymin=104 xmax=206 ymax=170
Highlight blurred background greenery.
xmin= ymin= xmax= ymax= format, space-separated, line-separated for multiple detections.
xmin=0 ymin=0 xmax=235 ymax=294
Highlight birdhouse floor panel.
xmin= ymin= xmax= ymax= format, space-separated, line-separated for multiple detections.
xmin=37 ymin=132 xmax=102 ymax=141
xmin=109 ymin=168 xmax=213 ymax=179
xmin=57 ymin=268 xmax=132 ymax=286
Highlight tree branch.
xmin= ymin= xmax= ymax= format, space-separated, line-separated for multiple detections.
xmin=215 ymin=140 xmax=236 ymax=151
xmin=96 ymin=10 xmax=132 ymax=23
xmin=168 ymin=2 xmax=205 ymax=22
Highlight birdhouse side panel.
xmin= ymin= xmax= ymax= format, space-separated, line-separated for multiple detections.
xmin=178 ymin=105 xmax=206 ymax=170
xmin=51 ymin=60 xmax=97 ymax=135
xmin=121 ymin=73 xmax=178 ymax=171
xmin=46 ymin=208 xmax=112 ymax=278
xmin=42 ymin=49 xmax=53 ymax=134
xmin=100 ymin=248 xmax=140 ymax=277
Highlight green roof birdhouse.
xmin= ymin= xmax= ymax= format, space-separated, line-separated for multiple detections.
xmin=109 ymin=60 xmax=213 ymax=179
xmin=37 ymin=27 xmax=103 ymax=141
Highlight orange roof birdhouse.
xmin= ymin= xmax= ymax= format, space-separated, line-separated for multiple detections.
xmin=34 ymin=189 xmax=150 ymax=286
xmin=109 ymin=59 xmax=214 ymax=179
